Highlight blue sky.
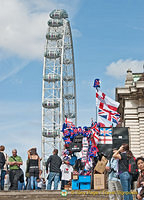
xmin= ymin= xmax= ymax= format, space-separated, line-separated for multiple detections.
xmin=0 ymin=0 xmax=144 ymax=166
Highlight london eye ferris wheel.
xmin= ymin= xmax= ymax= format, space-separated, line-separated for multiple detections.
xmin=41 ymin=9 xmax=77 ymax=173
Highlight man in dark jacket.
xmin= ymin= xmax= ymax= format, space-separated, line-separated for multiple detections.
xmin=0 ymin=152 xmax=5 ymax=190
xmin=46 ymin=149 xmax=62 ymax=190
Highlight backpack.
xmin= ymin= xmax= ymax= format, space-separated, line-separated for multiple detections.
xmin=128 ymin=156 xmax=139 ymax=182
xmin=0 ymin=152 xmax=5 ymax=169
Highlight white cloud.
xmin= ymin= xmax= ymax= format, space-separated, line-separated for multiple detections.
xmin=106 ymin=59 xmax=144 ymax=79
xmin=0 ymin=0 xmax=81 ymax=60
xmin=0 ymin=0 xmax=47 ymax=60
xmin=0 ymin=60 xmax=28 ymax=82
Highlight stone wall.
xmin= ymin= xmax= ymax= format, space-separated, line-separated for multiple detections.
xmin=116 ymin=70 xmax=144 ymax=157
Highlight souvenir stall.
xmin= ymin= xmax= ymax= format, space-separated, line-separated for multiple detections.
xmin=62 ymin=121 xmax=99 ymax=190
xmin=61 ymin=120 xmax=113 ymax=190
xmin=61 ymin=79 xmax=120 ymax=190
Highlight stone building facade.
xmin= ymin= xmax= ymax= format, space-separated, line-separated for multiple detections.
xmin=116 ymin=69 xmax=144 ymax=157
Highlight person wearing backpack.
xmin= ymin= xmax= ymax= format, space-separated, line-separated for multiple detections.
xmin=113 ymin=144 xmax=134 ymax=200
xmin=0 ymin=150 xmax=5 ymax=190
xmin=0 ymin=145 xmax=8 ymax=190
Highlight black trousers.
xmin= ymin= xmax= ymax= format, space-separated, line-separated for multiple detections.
xmin=9 ymin=169 xmax=19 ymax=190
xmin=61 ymin=180 xmax=69 ymax=190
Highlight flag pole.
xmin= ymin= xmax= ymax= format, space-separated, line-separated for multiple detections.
xmin=93 ymin=79 xmax=100 ymax=123
xmin=96 ymin=88 xmax=98 ymax=122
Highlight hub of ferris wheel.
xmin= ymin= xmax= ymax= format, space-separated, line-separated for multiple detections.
xmin=41 ymin=9 xmax=77 ymax=174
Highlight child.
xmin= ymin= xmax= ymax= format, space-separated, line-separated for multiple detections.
xmin=37 ymin=178 xmax=46 ymax=190
xmin=60 ymin=159 xmax=73 ymax=190
xmin=36 ymin=170 xmax=46 ymax=190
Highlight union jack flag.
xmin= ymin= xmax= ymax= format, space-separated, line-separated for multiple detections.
xmin=93 ymin=132 xmax=99 ymax=144
xmin=73 ymin=127 xmax=78 ymax=136
xmin=99 ymin=127 xmax=112 ymax=144
xmin=93 ymin=79 xmax=100 ymax=88
xmin=91 ymin=122 xmax=100 ymax=143
xmin=96 ymin=90 xmax=120 ymax=112
xmin=78 ymin=127 xmax=83 ymax=135
xmin=98 ymin=115 xmax=112 ymax=127
xmin=98 ymin=108 xmax=120 ymax=127
xmin=65 ymin=118 xmax=75 ymax=129
xmin=100 ymin=127 xmax=112 ymax=136
xmin=89 ymin=146 xmax=99 ymax=157
xmin=63 ymin=137 xmax=72 ymax=144
xmin=84 ymin=130 xmax=91 ymax=138
xmin=63 ymin=129 xmax=70 ymax=137
xmin=91 ymin=122 xmax=100 ymax=133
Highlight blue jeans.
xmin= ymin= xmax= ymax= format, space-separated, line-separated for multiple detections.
xmin=18 ymin=181 xmax=25 ymax=190
xmin=30 ymin=176 xmax=38 ymax=190
xmin=47 ymin=172 xmax=60 ymax=190
xmin=119 ymin=171 xmax=133 ymax=200
xmin=26 ymin=178 xmax=31 ymax=190
xmin=1 ymin=170 xmax=6 ymax=190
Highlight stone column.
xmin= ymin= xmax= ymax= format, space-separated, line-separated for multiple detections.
xmin=124 ymin=99 xmax=140 ymax=157
xmin=138 ymin=99 xmax=144 ymax=157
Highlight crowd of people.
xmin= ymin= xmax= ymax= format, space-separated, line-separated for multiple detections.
xmin=1 ymin=144 xmax=144 ymax=200
xmin=0 ymin=146 xmax=73 ymax=191
xmin=0 ymin=146 xmax=46 ymax=191
xmin=106 ymin=144 xmax=144 ymax=200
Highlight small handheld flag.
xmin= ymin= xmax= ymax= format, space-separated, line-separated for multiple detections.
xmin=93 ymin=79 xmax=100 ymax=88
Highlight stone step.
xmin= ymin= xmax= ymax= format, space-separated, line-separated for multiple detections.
xmin=0 ymin=190 xmax=137 ymax=200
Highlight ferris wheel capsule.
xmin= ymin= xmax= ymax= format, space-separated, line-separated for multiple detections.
xmin=64 ymin=94 xmax=75 ymax=100
xmin=44 ymin=50 xmax=61 ymax=59
xmin=63 ymin=76 xmax=74 ymax=82
xmin=65 ymin=113 xmax=76 ymax=118
xmin=50 ymin=9 xmax=68 ymax=19
xmin=43 ymin=73 xmax=60 ymax=82
xmin=48 ymin=19 xmax=63 ymax=27
xmin=63 ymin=59 xmax=72 ymax=65
xmin=42 ymin=128 xmax=59 ymax=137
xmin=42 ymin=99 xmax=60 ymax=109
xmin=46 ymin=32 xmax=63 ymax=40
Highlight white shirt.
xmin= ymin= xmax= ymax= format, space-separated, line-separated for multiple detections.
xmin=60 ymin=163 xmax=73 ymax=181
xmin=37 ymin=180 xmax=43 ymax=188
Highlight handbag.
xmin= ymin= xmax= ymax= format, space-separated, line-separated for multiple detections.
xmin=18 ymin=168 xmax=24 ymax=183
xmin=5 ymin=173 xmax=10 ymax=185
